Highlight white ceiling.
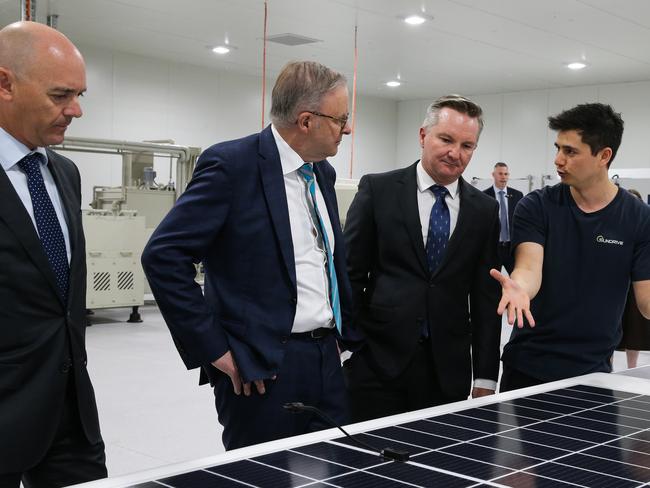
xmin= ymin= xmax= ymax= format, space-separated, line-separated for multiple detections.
xmin=2 ymin=0 xmax=650 ymax=100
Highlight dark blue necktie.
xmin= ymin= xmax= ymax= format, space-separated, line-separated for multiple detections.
xmin=18 ymin=153 xmax=70 ymax=302
xmin=498 ymin=190 xmax=509 ymax=242
xmin=425 ymin=184 xmax=450 ymax=274
xmin=298 ymin=163 xmax=342 ymax=333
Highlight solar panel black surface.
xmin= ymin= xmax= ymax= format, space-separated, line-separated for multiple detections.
xmin=88 ymin=382 xmax=650 ymax=488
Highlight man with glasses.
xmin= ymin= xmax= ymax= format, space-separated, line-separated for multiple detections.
xmin=142 ymin=61 xmax=362 ymax=449
xmin=344 ymin=95 xmax=502 ymax=421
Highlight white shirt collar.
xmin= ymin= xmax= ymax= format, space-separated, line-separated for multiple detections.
xmin=416 ymin=160 xmax=459 ymax=198
xmin=493 ymin=184 xmax=508 ymax=195
xmin=0 ymin=126 xmax=48 ymax=171
xmin=271 ymin=124 xmax=309 ymax=175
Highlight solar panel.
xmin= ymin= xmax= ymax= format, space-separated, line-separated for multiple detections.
xmin=73 ymin=373 xmax=650 ymax=488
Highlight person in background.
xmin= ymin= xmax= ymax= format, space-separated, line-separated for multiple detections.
xmin=344 ymin=95 xmax=502 ymax=422
xmin=618 ymin=188 xmax=650 ymax=369
xmin=484 ymin=162 xmax=523 ymax=274
xmin=142 ymin=61 xmax=362 ymax=450
xmin=492 ymin=103 xmax=650 ymax=391
xmin=0 ymin=21 xmax=106 ymax=487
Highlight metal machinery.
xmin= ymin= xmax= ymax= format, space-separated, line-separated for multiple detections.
xmin=51 ymin=137 xmax=201 ymax=322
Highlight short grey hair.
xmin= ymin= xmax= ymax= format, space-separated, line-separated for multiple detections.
xmin=421 ymin=94 xmax=484 ymax=136
xmin=270 ymin=61 xmax=347 ymax=128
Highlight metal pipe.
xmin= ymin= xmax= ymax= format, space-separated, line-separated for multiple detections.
xmin=51 ymin=136 xmax=199 ymax=198
xmin=56 ymin=136 xmax=191 ymax=160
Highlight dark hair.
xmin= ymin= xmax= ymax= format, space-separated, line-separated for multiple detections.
xmin=494 ymin=162 xmax=508 ymax=168
xmin=548 ymin=103 xmax=624 ymax=167
xmin=422 ymin=94 xmax=484 ymax=136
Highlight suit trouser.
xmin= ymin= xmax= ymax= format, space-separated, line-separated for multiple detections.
xmin=345 ymin=340 xmax=468 ymax=423
xmin=0 ymin=376 xmax=106 ymax=488
xmin=214 ymin=332 xmax=348 ymax=450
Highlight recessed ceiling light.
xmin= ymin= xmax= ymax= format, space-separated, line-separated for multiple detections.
xmin=404 ymin=15 xmax=427 ymax=25
xmin=386 ymin=81 xmax=401 ymax=87
xmin=567 ymin=62 xmax=587 ymax=70
xmin=212 ymin=46 xmax=230 ymax=54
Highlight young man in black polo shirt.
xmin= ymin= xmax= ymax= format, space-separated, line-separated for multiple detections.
xmin=490 ymin=103 xmax=650 ymax=391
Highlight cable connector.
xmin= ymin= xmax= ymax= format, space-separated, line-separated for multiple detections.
xmin=381 ymin=447 xmax=410 ymax=462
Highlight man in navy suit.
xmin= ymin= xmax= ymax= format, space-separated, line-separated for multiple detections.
xmin=142 ymin=61 xmax=362 ymax=450
xmin=483 ymin=162 xmax=524 ymax=273
xmin=0 ymin=21 xmax=106 ymax=487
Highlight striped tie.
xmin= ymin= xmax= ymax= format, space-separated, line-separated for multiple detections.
xmin=297 ymin=163 xmax=342 ymax=334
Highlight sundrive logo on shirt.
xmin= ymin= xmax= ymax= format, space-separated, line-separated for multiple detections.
xmin=596 ymin=235 xmax=624 ymax=246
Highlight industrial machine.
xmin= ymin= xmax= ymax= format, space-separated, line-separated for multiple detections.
xmin=52 ymin=137 xmax=201 ymax=322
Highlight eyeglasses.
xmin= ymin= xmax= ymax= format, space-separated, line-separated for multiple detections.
xmin=306 ymin=111 xmax=349 ymax=131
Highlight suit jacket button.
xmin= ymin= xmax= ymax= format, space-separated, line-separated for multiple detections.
xmin=281 ymin=336 xmax=288 ymax=344
xmin=429 ymin=282 xmax=435 ymax=288
xmin=290 ymin=297 xmax=297 ymax=304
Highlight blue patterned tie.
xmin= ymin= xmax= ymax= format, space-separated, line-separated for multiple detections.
xmin=498 ymin=190 xmax=509 ymax=242
xmin=18 ymin=153 xmax=70 ymax=302
xmin=298 ymin=163 xmax=342 ymax=334
xmin=426 ymin=185 xmax=450 ymax=274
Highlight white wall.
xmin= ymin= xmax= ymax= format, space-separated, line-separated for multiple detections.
xmin=64 ymin=44 xmax=397 ymax=207
xmin=396 ymin=82 xmax=650 ymax=193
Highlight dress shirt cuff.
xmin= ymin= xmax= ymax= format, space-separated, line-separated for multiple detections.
xmin=473 ymin=378 xmax=497 ymax=391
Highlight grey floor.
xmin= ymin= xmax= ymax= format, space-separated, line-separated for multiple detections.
xmin=86 ymin=304 xmax=650 ymax=478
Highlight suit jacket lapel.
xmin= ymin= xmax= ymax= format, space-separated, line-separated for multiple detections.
xmin=445 ymin=177 xmax=473 ymax=262
xmin=46 ymin=150 xmax=82 ymax=276
xmin=507 ymin=187 xmax=516 ymax=223
xmin=257 ymin=126 xmax=297 ymax=289
xmin=313 ymin=162 xmax=339 ymax=234
xmin=398 ymin=162 xmax=428 ymax=274
xmin=0 ymin=163 xmax=64 ymax=304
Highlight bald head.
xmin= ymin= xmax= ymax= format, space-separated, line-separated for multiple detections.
xmin=0 ymin=21 xmax=86 ymax=149
xmin=0 ymin=21 xmax=83 ymax=78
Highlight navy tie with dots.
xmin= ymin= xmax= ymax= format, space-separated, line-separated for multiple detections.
xmin=425 ymin=184 xmax=450 ymax=274
xmin=18 ymin=153 xmax=70 ymax=302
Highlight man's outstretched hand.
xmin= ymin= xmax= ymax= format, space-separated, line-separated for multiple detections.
xmin=489 ymin=268 xmax=535 ymax=328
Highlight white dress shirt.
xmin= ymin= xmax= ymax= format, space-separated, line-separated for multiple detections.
xmin=416 ymin=161 xmax=496 ymax=392
xmin=0 ymin=127 xmax=72 ymax=263
xmin=271 ymin=125 xmax=335 ymax=333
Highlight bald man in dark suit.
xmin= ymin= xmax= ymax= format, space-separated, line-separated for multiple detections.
xmin=0 ymin=21 xmax=106 ymax=487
